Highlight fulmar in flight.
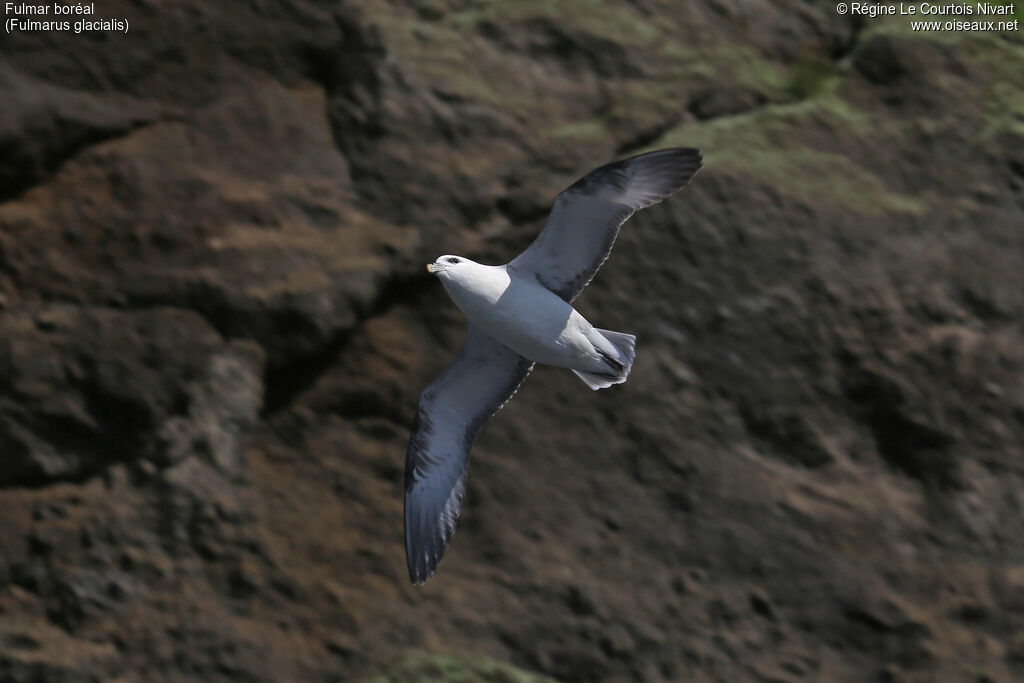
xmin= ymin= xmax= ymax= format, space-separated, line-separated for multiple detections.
xmin=404 ymin=148 xmax=702 ymax=584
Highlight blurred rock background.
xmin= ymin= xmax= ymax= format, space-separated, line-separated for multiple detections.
xmin=0 ymin=1 xmax=1022 ymax=681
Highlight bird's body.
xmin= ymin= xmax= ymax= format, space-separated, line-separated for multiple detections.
xmin=404 ymin=148 xmax=703 ymax=583
xmin=434 ymin=260 xmax=627 ymax=378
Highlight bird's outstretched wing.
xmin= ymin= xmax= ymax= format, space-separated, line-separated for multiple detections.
xmin=509 ymin=148 xmax=702 ymax=302
xmin=404 ymin=324 xmax=534 ymax=584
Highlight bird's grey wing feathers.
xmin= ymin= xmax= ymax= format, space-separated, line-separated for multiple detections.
xmin=404 ymin=324 xmax=533 ymax=584
xmin=509 ymin=148 xmax=702 ymax=302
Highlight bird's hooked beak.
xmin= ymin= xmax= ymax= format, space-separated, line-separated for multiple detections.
xmin=427 ymin=261 xmax=450 ymax=274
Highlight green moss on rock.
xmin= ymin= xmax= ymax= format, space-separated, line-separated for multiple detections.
xmin=656 ymin=94 xmax=923 ymax=215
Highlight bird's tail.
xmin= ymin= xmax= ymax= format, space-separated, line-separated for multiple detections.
xmin=572 ymin=328 xmax=636 ymax=390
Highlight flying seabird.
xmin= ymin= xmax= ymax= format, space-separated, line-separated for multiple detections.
xmin=404 ymin=148 xmax=702 ymax=584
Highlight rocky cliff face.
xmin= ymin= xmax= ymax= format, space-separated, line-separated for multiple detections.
xmin=1 ymin=1 xmax=1022 ymax=681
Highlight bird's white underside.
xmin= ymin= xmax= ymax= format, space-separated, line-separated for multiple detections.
xmin=436 ymin=262 xmax=617 ymax=375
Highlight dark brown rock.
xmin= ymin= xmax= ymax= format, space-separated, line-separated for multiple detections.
xmin=0 ymin=1 xmax=1021 ymax=682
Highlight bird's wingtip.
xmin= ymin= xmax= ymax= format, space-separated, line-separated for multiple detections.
xmin=408 ymin=565 xmax=435 ymax=586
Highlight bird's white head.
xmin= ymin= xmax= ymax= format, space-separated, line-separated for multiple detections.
xmin=426 ymin=255 xmax=475 ymax=279
xmin=427 ymin=255 xmax=497 ymax=306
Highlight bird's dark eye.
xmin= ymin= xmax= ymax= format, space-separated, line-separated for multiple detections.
xmin=448 ymin=257 xmax=459 ymax=263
